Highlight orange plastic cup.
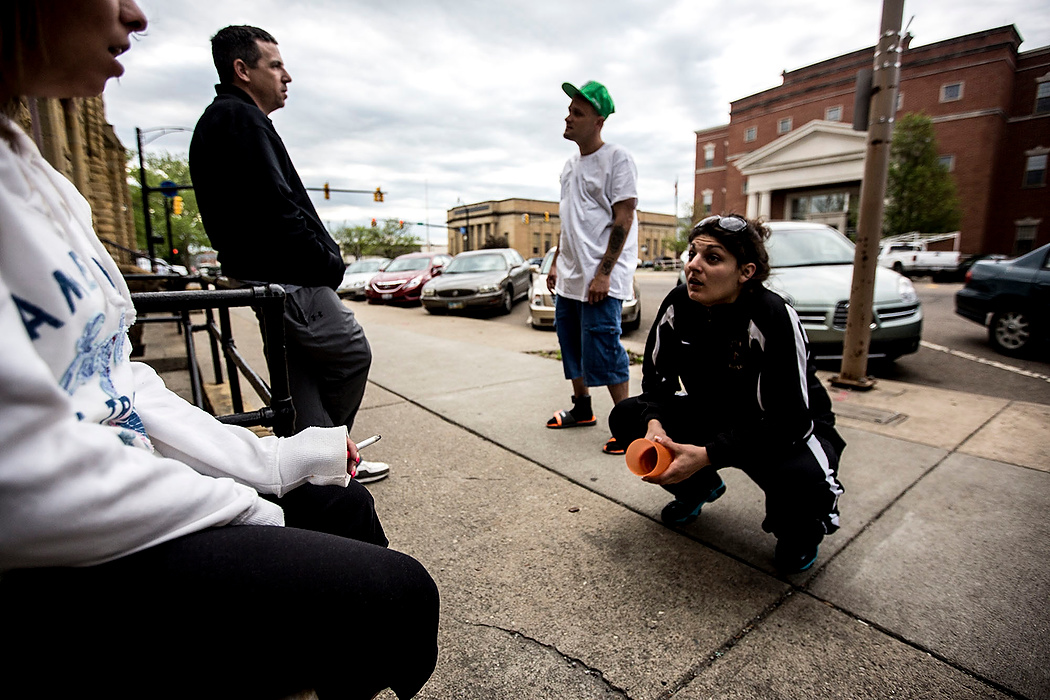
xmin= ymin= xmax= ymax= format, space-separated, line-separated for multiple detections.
xmin=625 ymin=438 xmax=672 ymax=478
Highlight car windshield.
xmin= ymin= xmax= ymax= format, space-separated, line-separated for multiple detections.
xmin=385 ymin=257 xmax=429 ymax=272
xmin=766 ymin=227 xmax=855 ymax=268
xmin=445 ymin=254 xmax=507 ymax=274
xmin=346 ymin=259 xmax=386 ymax=273
xmin=541 ymin=249 xmax=556 ymax=274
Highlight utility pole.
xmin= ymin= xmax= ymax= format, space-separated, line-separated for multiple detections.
xmin=831 ymin=0 xmax=905 ymax=390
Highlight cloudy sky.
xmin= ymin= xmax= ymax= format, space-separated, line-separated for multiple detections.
xmin=104 ymin=0 xmax=1050 ymax=245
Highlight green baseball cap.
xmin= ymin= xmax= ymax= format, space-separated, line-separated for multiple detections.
xmin=562 ymin=80 xmax=615 ymax=119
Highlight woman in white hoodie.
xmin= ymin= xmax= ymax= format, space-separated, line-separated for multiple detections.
xmin=0 ymin=3 xmax=437 ymax=698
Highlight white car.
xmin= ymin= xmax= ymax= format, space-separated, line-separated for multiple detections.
xmin=338 ymin=258 xmax=390 ymax=299
xmin=527 ymin=247 xmax=641 ymax=332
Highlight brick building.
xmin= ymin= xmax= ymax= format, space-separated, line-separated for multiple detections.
xmin=445 ymin=198 xmax=677 ymax=262
xmin=694 ymin=25 xmax=1049 ymax=255
xmin=16 ymin=97 xmax=138 ymax=265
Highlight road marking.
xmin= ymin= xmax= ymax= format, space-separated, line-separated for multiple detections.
xmin=921 ymin=340 xmax=1050 ymax=383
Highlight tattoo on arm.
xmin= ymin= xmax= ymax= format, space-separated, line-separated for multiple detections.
xmin=599 ymin=224 xmax=627 ymax=275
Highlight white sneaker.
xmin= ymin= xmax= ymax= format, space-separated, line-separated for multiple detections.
xmin=354 ymin=460 xmax=390 ymax=484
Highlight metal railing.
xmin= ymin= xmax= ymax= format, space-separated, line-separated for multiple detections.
xmin=130 ymin=279 xmax=294 ymax=437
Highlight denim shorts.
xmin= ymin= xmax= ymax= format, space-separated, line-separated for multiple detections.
xmin=554 ymin=295 xmax=630 ymax=386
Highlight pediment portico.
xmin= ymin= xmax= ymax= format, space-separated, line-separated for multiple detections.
xmin=733 ymin=120 xmax=867 ymax=226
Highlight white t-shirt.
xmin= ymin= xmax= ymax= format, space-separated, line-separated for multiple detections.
xmin=556 ymin=143 xmax=639 ymax=302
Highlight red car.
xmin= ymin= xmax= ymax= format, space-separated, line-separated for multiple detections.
xmin=365 ymin=252 xmax=452 ymax=305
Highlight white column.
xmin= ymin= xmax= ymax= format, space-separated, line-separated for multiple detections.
xmin=746 ymin=192 xmax=759 ymax=218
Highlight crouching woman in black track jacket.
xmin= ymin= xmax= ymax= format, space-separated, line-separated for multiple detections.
xmin=610 ymin=214 xmax=846 ymax=573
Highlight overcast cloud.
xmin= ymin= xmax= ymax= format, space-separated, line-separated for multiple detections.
xmin=104 ymin=0 xmax=1050 ymax=245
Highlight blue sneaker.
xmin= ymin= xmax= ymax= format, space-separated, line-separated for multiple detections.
xmin=660 ymin=479 xmax=726 ymax=525
xmin=774 ymin=540 xmax=819 ymax=574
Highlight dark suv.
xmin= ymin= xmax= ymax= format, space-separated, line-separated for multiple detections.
xmin=955 ymin=243 xmax=1050 ymax=356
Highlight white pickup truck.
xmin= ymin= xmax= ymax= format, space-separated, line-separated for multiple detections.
xmin=878 ymin=238 xmax=963 ymax=279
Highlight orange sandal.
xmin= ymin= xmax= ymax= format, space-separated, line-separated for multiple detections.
xmin=546 ymin=409 xmax=597 ymax=428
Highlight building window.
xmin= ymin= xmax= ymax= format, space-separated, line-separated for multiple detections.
xmin=940 ymin=82 xmax=963 ymax=103
xmin=1014 ymin=223 xmax=1038 ymax=255
xmin=701 ymin=190 xmax=713 ymax=214
xmin=778 ymin=117 xmax=792 ymax=134
xmin=744 ymin=126 xmax=757 ymax=143
xmin=790 ymin=192 xmax=849 ymax=219
xmin=896 ymin=92 xmax=904 ymax=112
xmin=1024 ymin=154 xmax=1047 ymax=187
xmin=1036 ymin=81 xmax=1050 ymax=115
xmin=825 ymin=105 xmax=842 ymax=122
xmin=703 ymin=143 xmax=715 ymax=168
xmin=938 ymin=154 xmax=955 ymax=172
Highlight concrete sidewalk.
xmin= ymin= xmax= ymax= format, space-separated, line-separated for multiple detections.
xmin=142 ymin=300 xmax=1050 ymax=700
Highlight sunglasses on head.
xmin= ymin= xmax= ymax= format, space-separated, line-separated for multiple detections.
xmin=695 ymin=214 xmax=748 ymax=233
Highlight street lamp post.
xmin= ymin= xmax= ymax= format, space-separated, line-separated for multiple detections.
xmin=136 ymin=126 xmax=191 ymax=272
xmin=455 ymin=198 xmax=471 ymax=253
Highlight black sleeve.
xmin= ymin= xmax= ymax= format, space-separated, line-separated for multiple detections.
xmin=237 ymin=125 xmax=344 ymax=286
xmin=705 ymin=294 xmax=818 ymax=466
xmin=636 ymin=288 xmax=685 ymax=427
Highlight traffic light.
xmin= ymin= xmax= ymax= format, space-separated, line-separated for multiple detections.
xmin=544 ymin=211 xmax=550 ymax=222
xmin=398 ymin=220 xmax=405 ymax=229
xmin=371 ymin=218 xmax=377 ymax=228
xmin=324 ymin=182 xmax=330 ymax=200
xmin=172 ymin=195 xmax=184 ymax=216
xmin=522 ymin=213 xmax=530 ymax=224
xmin=171 ymin=248 xmax=179 ymax=255
xmin=373 ymin=187 xmax=384 ymax=202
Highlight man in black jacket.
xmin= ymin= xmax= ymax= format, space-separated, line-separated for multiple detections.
xmin=190 ymin=25 xmax=388 ymax=482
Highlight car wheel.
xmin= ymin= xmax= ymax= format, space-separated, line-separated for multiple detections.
xmin=891 ymin=262 xmax=905 ymax=275
xmin=425 ymin=305 xmax=446 ymax=315
xmin=989 ymin=309 xmax=1032 ymax=356
xmin=623 ymin=307 xmax=641 ymax=333
xmin=499 ymin=287 xmax=513 ymax=315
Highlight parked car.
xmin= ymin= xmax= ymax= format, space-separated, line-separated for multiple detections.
xmin=421 ymin=248 xmax=532 ymax=315
xmin=338 ymin=257 xmax=389 ymax=299
xmin=954 ymin=242 xmax=1050 ymax=357
xmin=766 ymin=222 xmax=923 ymax=361
xmin=135 ymin=256 xmax=188 ymax=276
xmin=682 ymin=222 xmax=922 ymax=361
xmin=878 ymin=239 xmax=963 ymax=280
xmin=528 ymin=246 xmax=642 ymax=332
xmin=365 ymin=252 xmax=451 ymax=305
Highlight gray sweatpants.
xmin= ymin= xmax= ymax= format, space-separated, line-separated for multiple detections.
xmin=279 ymin=285 xmax=372 ymax=434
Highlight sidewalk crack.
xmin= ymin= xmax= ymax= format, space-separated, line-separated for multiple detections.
xmin=469 ymin=621 xmax=635 ymax=699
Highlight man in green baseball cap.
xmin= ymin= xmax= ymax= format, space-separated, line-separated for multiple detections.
xmin=561 ymin=80 xmax=615 ymax=119
xmin=546 ymin=79 xmax=639 ymax=458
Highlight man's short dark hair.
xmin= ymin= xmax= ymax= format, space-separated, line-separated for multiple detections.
xmin=211 ymin=25 xmax=277 ymax=85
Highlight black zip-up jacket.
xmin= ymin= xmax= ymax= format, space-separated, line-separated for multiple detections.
xmin=189 ymin=85 xmax=344 ymax=289
xmin=639 ymin=284 xmax=844 ymax=467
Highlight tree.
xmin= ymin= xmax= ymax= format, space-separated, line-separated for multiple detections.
xmin=668 ymin=201 xmax=702 ymax=257
xmin=127 ymin=150 xmax=211 ymax=266
xmin=481 ymin=232 xmax=509 ymax=249
xmin=332 ymin=219 xmax=420 ymax=259
xmin=884 ymin=113 xmax=962 ymax=237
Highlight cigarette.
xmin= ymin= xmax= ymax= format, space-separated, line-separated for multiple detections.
xmin=356 ymin=435 xmax=382 ymax=450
